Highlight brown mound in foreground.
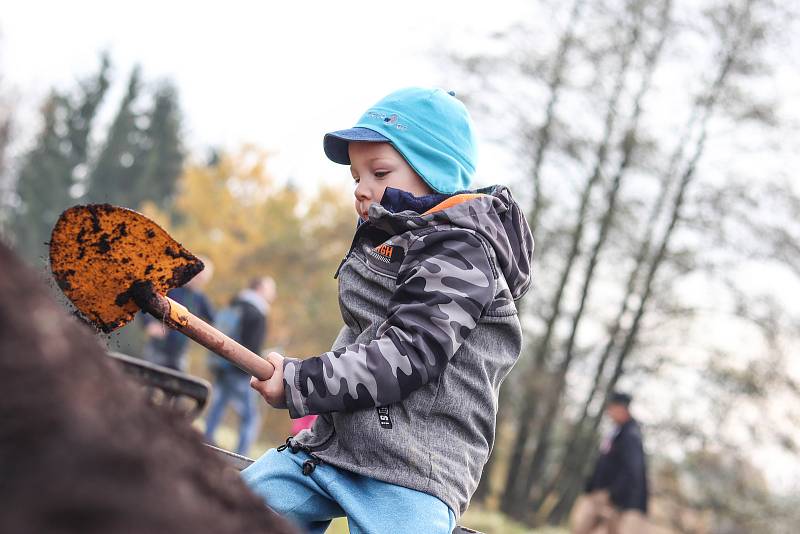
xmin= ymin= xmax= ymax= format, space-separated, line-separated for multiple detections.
xmin=0 ymin=242 xmax=296 ymax=534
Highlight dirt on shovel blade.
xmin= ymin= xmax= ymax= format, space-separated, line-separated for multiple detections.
xmin=49 ymin=204 xmax=204 ymax=332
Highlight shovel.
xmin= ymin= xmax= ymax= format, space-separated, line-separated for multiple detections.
xmin=49 ymin=204 xmax=274 ymax=381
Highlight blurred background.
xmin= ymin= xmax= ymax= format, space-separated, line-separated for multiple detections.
xmin=2 ymin=1 xmax=800 ymax=532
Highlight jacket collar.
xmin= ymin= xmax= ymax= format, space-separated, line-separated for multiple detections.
xmin=364 ymin=185 xmax=534 ymax=301
xmin=378 ymin=187 xmax=453 ymax=215
xmin=236 ymin=289 xmax=268 ymax=315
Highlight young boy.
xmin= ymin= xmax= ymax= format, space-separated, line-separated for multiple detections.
xmin=243 ymin=87 xmax=534 ymax=533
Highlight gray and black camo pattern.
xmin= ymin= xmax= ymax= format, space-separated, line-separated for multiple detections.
xmin=285 ymin=229 xmax=495 ymax=416
xmin=371 ymin=185 xmax=533 ymax=300
xmin=281 ymin=184 xmax=534 ymax=515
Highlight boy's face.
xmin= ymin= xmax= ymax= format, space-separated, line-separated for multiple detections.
xmin=349 ymin=142 xmax=433 ymax=221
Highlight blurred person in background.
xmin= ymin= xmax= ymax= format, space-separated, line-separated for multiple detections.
xmin=140 ymin=257 xmax=215 ymax=372
xmin=205 ymin=276 xmax=276 ymax=456
xmin=572 ymin=392 xmax=649 ymax=534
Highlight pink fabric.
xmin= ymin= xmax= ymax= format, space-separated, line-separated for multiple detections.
xmin=291 ymin=415 xmax=318 ymax=435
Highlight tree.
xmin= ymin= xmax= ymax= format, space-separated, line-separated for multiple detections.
xmin=9 ymin=56 xmax=186 ymax=263
xmin=501 ymin=1 xmax=647 ymax=517
xmin=448 ymin=0 xmax=800 ymax=527
xmin=10 ymin=55 xmax=110 ymax=262
xmin=87 ymin=71 xmax=184 ymax=212
xmin=86 ymin=66 xmax=144 ymax=206
xmin=135 ymin=82 xmax=184 ymax=212
xmin=0 ymin=57 xmax=15 ymax=238
xmin=542 ymin=0 xmax=790 ymax=524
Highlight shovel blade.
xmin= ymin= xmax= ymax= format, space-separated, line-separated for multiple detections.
xmin=49 ymin=204 xmax=204 ymax=332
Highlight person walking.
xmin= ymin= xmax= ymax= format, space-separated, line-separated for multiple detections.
xmin=204 ymin=277 xmax=276 ymax=456
xmin=572 ymin=392 xmax=649 ymax=534
xmin=140 ymin=258 xmax=214 ymax=372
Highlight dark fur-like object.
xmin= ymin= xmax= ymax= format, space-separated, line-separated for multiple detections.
xmin=0 ymin=243 xmax=296 ymax=534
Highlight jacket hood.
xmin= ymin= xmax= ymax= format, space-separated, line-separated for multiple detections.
xmin=368 ymin=185 xmax=534 ymax=300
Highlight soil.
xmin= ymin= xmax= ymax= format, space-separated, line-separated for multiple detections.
xmin=0 ymin=241 xmax=295 ymax=533
xmin=164 ymin=245 xmax=196 ymax=262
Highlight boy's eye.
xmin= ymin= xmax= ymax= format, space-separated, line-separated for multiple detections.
xmin=374 ymin=171 xmax=389 ymax=178
xmin=352 ymin=176 xmax=360 ymax=184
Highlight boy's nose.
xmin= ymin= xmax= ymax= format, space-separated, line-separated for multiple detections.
xmin=354 ymin=181 xmax=371 ymax=201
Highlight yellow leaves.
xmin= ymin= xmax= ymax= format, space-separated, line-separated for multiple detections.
xmin=158 ymin=146 xmax=356 ymax=357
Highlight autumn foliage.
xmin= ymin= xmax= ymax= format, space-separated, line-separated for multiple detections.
xmin=142 ymin=146 xmax=355 ymax=359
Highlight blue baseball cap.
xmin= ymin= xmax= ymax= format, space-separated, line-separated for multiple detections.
xmin=323 ymin=87 xmax=478 ymax=194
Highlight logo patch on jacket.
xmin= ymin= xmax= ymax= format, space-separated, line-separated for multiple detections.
xmin=377 ymin=406 xmax=393 ymax=429
xmin=368 ymin=243 xmax=404 ymax=265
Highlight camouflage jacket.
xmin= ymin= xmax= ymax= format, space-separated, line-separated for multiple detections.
xmin=282 ymin=185 xmax=533 ymax=516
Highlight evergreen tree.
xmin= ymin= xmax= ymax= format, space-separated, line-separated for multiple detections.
xmin=10 ymin=95 xmax=68 ymax=261
xmin=86 ymin=72 xmax=184 ymax=211
xmin=134 ymin=82 xmax=184 ymax=211
xmin=85 ymin=66 xmax=143 ymax=206
xmin=10 ymin=56 xmax=185 ymax=262
xmin=11 ymin=56 xmax=110 ymax=262
xmin=0 ymin=93 xmax=14 ymax=238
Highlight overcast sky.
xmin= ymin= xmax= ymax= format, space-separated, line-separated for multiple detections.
xmin=1 ymin=0 xmax=529 ymax=190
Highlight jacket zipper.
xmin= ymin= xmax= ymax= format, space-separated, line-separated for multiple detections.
xmin=334 ymin=220 xmax=373 ymax=279
xmin=335 ymin=211 xmax=427 ymax=278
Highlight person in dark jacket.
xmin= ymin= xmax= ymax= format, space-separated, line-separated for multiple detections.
xmin=204 ymin=277 xmax=276 ymax=455
xmin=140 ymin=258 xmax=215 ymax=372
xmin=572 ymin=392 xmax=649 ymax=534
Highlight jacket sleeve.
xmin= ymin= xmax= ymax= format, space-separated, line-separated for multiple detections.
xmin=282 ymin=229 xmax=496 ymax=418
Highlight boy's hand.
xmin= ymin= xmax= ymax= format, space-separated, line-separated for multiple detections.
xmin=250 ymin=352 xmax=287 ymax=409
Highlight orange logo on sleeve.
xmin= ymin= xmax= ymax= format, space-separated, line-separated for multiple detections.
xmin=375 ymin=244 xmax=394 ymax=259
xmin=368 ymin=243 xmax=395 ymax=264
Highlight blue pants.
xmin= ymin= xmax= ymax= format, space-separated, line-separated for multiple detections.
xmin=204 ymin=368 xmax=261 ymax=455
xmin=242 ymin=448 xmax=457 ymax=534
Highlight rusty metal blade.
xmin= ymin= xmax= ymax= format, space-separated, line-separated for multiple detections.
xmin=49 ymin=204 xmax=203 ymax=333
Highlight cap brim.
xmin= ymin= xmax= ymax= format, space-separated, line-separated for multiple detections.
xmin=324 ymin=127 xmax=390 ymax=165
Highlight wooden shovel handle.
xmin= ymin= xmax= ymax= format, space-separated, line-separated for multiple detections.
xmin=144 ymin=293 xmax=274 ymax=381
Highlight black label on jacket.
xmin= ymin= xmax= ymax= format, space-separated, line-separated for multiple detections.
xmin=367 ymin=242 xmax=405 ymax=265
xmin=377 ymin=406 xmax=392 ymax=429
